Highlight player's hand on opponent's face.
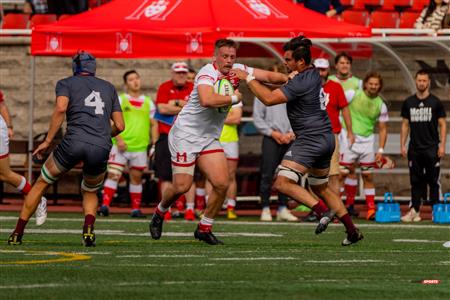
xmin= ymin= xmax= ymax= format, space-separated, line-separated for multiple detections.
xmin=230 ymin=68 xmax=249 ymax=80
xmin=32 ymin=141 xmax=50 ymax=159
xmin=288 ymin=71 xmax=298 ymax=80
xmin=233 ymin=89 xmax=243 ymax=103
xmin=117 ymin=139 xmax=127 ymax=152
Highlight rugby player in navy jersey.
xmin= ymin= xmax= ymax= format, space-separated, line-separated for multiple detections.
xmin=233 ymin=38 xmax=363 ymax=246
xmin=8 ymin=51 xmax=124 ymax=247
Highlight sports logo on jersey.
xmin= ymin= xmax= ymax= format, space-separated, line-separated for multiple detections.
xmin=46 ymin=33 xmax=62 ymax=52
xmin=125 ymin=0 xmax=182 ymax=20
xmin=319 ymin=88 xmax=327 ymax=110
xmin=236 ymin=0 xmax=287 ymax=19
xmin=116 ymin=33 xmax=133 ymax=54
xmin=176 ymin=152 xmax=187 ymax=163
xmin=186 ymin=33 xmax=203 ymax=54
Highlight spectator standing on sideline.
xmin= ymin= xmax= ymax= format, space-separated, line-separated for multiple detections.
xmin=415 ymin=0 xmax=449 ymax=31
xmin=328 ymin=52 xmax=362 ymax=217
xmin=253 ymin=65 xmax=298 ymax=222
xmin=8 ymin=51 xmax=124 ymax=246
xmin=297 ymin=0 xmax=344 ymax=17
xmin=0 ymin=90 xmax=47 ymax=226
xmin=339 ymin=72 xmax=389 ymax=220
xmin=400 ymin=70 xmax=447 ymax=222
xmin=154 ymin=62 xmax=196 ymax=221
xmin=99 ymin=70 xmax=158 ymax=218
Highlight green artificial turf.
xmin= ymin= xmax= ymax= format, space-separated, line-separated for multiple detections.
xmin=0 ymin=212 xmax=449 ymax=300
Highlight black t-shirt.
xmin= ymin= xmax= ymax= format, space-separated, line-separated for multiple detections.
xmin=401 ymin=93 xmax=446 ymax=150
xmin=280 ymin=67 xmax=331 ymax=137
xmin=56 ymin=75 xmax=122 ymax=150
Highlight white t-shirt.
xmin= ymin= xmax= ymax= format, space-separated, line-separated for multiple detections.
xmin=173 ymin=63 xmax=253 ymax=138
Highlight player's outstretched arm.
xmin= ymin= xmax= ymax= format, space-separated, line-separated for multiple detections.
xmin=111 ymin=111 xmax=125 ymax=137
xmin=253 ymin=68 xmax=288 ymax=85
xmin=198 ymin=85 xmax=242 ymax=108
xmin=233 ymin=69 xmax=287 ymax=106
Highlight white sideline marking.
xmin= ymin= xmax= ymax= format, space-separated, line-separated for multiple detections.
xmin=211 ymin=257 xmax=296 ymax=261
xmin=0 ymin=283 xmax=67 ymax=289
xmin=116 ymin=254 xmax=204 ymax=258
xmin=0 ymin=229 xmax=281 ymax=238
xmin=1 ymin=216 xmax=449 ymax=229
xmin=306 ymin=259 xmax=385 ymax=263
xmin=393 ymin=239 xmax=446 ymax=243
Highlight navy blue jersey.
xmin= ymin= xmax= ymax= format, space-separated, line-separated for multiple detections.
xmin=280 ymin=67 xmax=331 ymax=137
xmin=55 ymin=75 xmax=121 ymax=150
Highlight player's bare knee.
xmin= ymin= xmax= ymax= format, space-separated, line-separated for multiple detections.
xmin=211 ymin=179 xmax=228 ymax=195
xmin=361 ymin=170 xmax=373 ymax=181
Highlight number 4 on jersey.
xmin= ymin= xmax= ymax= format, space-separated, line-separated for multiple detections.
xmin=84 ymin=91 xmax=105 ymax=115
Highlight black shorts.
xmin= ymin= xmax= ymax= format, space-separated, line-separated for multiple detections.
xmin=154 ymin=134 xmax=172 ymax=181
xmin=283 ymin=133 xmax=335 ymax=170
xmin=53 ymin=138 xmax=110 ymax=176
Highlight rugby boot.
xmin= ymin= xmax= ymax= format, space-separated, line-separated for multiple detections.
xmin=98 ymin=205 xmax=110 ymax=217
xmin=341 ymin=228 xmax=364 ymax=246
xmin=82 ymin=225 xmax=96 ymax=247
xmin=315 ymin=211 xmax=334 ymax=235
xmin=194 ymin=226 xmax=224 ymax=245
xmin=7 ymin=232 xmax=22 ymax=245
xmin=149 ymin=212 xmax=164 ymax=239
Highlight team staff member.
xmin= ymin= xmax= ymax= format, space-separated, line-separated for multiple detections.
xmin=400 ymin=69 xmax=447 ymax=222
xmin=99 ymin=70 xmax=158 ymax=218
xmin=8 ymin=51 xmax=124 ymax=246
xmin=234 ymin=37 xmax=363 ymax=246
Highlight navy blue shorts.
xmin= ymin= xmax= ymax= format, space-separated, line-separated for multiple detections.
xmin=53 ymin=138 xmax=110 ymax=176
xmin=283 ymin=133 xmax=335 ymax=170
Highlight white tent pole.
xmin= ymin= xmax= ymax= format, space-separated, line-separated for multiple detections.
xmin=28 ymin=56 xmax=35 ymax=182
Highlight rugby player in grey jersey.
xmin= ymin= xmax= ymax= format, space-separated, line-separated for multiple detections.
xmin=8 ymin=51 xmax=124 ymax=247
xmin=233 ymin=38 xmax=363 ymax=246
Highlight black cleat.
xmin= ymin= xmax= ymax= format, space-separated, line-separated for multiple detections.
xmin=315 ymin=211 xmax=334 ymax=235
xmin=341 ymin=228 xmax=364 ymax=246
xmin=194 ymin=226 xmax=224 ymax=245
xmin=347 ymin=205 xmax=360 ymax=218
xmin=7 ymin=232 xmax=22 ymax=245
xmin=82 ymin=225 xmax=96 ymax=247
xmin=149 ymin=213 xmax=164 ymax=240
xmin=98 ymin=205 xmax=109 ymax=217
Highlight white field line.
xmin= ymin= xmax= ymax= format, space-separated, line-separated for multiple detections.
xmin=210 ymin=257 xmax=296 ymax=261
xmin=1 ymin=216 xmax=448 ymax=229
xmin=116 ymin=254 xmax=204 ymax=258
xmin=393 ymin=239 xmax=447 ymax=243
xmin=305 ymin=259 xmax=385 ymax=263
xmin=0 ymin=229 xmax=281 ymax=238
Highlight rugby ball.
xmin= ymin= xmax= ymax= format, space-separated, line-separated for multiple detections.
xmin=214 ymin=79 xmax=234 ymax=113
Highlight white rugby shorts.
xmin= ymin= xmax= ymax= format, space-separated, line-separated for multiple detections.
xmin=107 ymin=145 xmax=148 ymax=171
xmin=220 ymin=141 xmax=239 ymax=161
xmin=169 ymin=128 xmax=223 ymax=175
xmin=340 ymin=134 xmax=375 ymax=168
xmin=0 ymin=116 xmax=8 ymax=158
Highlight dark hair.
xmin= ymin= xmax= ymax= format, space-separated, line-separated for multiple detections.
xmin=188 ymin=67 xmax=196 ymax=73
xmin=214 ymin=39 xmax=239 ymax=54
xmin=292 ymin=38 xmax=313 ymax=65
xmin=123 ymin=70 xmax=139 ymax=83
xmin=363 ymin=71 xmax=383 ymax=91
xmin=282 ymin=35 xmax=306 ymax=52
xmin=415 ymin=69 xmax=430 ymax=79
xmin=423 ymin=0 xmax=438 ymax=24
xmin=334 ymin=52 xmax=353 ymax=65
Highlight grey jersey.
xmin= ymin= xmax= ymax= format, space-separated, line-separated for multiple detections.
xmin=280 ymin=67 xmax=331 ymax=137
xmin=55 ymin=75 xmax=121 ymax=150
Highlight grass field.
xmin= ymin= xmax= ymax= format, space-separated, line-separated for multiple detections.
xmin=0 ymin=212 xmax=449 ymax=300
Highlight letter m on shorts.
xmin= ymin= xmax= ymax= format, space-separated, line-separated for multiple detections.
xmin=176 ymin=152 xmax=187 ymax=163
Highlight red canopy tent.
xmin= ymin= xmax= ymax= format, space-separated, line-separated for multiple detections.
xmin=31 ymin=0 xmax=371 ymax=58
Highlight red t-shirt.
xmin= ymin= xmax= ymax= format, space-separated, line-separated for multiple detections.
xmin=155 ymin=80 xmax=193 ymax=134
xmin=323 ymin=80 xmax=348 ymax=134
xmin=0 ymin=90 xmax=4 ymax=104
